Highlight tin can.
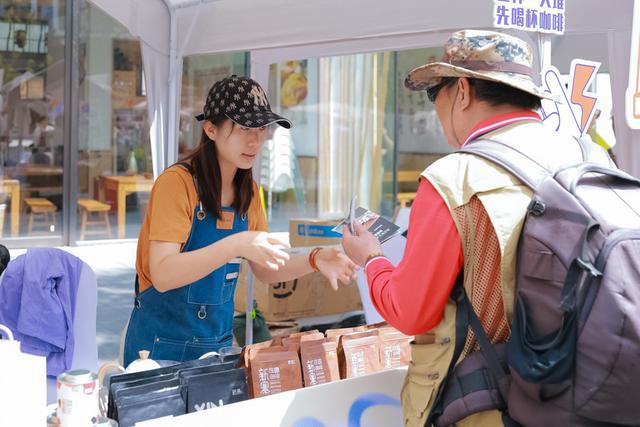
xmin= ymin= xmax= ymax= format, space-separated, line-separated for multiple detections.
xmin=57 ymin=369 xmax=99 ymax=427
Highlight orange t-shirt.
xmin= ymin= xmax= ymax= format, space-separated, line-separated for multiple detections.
xmin=136 ymin=165 xmax=268 ymax=292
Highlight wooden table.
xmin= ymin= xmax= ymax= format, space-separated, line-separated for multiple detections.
xmin=99 ymin=175 xmax=154 ymax=239
xmin=1 ymin=179 xmax=20 ymax=237
xmin=5 ymin=164 xmax=63 ymax=198
xmin=4 ymin=165 xmax=64 ymax=182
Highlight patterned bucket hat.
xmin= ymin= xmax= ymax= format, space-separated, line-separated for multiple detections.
xmin=195 ymin=75 xmax=292 ymax=128
xmin=405 ymin=30 xmax=561 ymax=102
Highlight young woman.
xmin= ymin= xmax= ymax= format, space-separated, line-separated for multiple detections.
xmin=124 ymin=75 xmax=356 ymax=365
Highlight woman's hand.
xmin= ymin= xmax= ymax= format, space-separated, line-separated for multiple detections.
xmin=237 ymin=231 xmax=291 ymax=271
xmin=341 ymin=220 xmax=382 ymax=267
xmin=315 ymin=247 xmax=359 ymax=291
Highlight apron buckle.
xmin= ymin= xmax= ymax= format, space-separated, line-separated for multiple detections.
xmin=196 ymin=202 xmax=206 ymax=220
xmin=134 ymin=297 xmax=141 ymax=309
xmin=197 ymin=305 xmax=208 ymax=320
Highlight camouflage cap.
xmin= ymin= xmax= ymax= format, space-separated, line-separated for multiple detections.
xmin=405 ymin=30 xmax=561 ymax=103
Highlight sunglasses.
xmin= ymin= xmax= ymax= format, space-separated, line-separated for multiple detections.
xmin=426 ymin=78 xmax=455 ymax=103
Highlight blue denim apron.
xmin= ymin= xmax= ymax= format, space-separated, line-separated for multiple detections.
xmin=123 ymin=203 xmax=247 ymax=366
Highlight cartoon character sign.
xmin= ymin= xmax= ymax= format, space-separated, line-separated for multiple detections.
xmin=540 ymin=59 xmax=601 ymax=137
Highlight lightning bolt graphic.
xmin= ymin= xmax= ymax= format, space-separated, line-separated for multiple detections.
xmin=570 ymin=64 xmax=598 ymax=133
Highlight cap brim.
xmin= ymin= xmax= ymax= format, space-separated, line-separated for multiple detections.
xmin=405 ymin=62 xmax=563 ymax=103
xmin=226 ymin=111 xmax=292 ymax=129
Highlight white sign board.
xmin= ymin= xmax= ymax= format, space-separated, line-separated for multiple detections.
xmin=626 ymin=0 xmax=640 ymax=129
xmin=493 ymin=0 xmax=566 ymax=34
xmin=137 ymin=367 xmax=407 ymax=427
xmin=540 ymin=59 xmax=601 ymax=137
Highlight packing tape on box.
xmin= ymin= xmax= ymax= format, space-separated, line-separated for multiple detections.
xmin=296 ymin=224 xmax=343 ymax=239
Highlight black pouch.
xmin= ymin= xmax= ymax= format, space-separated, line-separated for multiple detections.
xmin=108 ymin=356 xmax=224 ymax=419
xmin=110 ymin=373 xmax=176 ymax=418
xmin=177 ymin=360 xmax=238 ymax=380
xmin=108 ymin=366 xmax=177 ymax=418
xmin=117 ymin=385 xmax=185 ymax=427
xmin=114 ymin=378 xmax=182 ymax=422
xmin=220 ymin=352 xmax=241 ymax=365
xmin=185 ymin=368 xmax=249 ymax=413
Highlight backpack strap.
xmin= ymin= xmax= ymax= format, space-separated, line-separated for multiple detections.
xmin=425 ymin=273 xmax=470 ymax=426
xmin=574 ymin=135 xmax=618 ymax=168
xmin=458 ymin=139 xmax=551 ymax=190
xmin=425 ymin=273 xmax=521 ymax=426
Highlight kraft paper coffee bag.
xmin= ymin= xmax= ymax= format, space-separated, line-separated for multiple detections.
xmin=300 ymin=338 xmax=340 ymax=387
xmin=378 ymin=328 xmax=412 ymax=369
xmin=338 ymin=334 xmax=382 ymax=379
xmin=249 ymin=347 xmax=302 ymax=398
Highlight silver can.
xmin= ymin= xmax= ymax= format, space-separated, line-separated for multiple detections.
xmin=57 ymin=369 xmax=99 ymax=427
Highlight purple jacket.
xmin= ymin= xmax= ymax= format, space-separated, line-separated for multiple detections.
xmin=0 ymin=248 xmax=83 ymax=376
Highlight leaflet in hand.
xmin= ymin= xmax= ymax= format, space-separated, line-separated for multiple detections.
xmin=332 ymin=205 xmax=400 ymax=244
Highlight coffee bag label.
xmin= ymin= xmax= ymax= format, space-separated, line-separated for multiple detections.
xmin=257 ymin=367 xmax=282 ymax=395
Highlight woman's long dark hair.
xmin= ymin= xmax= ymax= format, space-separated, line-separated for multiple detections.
xmin=177 ymin=115 xmax=254 ymax=220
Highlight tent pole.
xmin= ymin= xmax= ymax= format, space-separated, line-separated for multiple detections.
xmin=162 ymin=0 xmax=179 ymax=168
xmin=538 ymin=32 xmax=552 ymax=74
xmin=245 ymin=269 xmax=255 ymax=346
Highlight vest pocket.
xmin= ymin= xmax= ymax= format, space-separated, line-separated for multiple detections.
xmin=402 ymin=338 xmax=453 ymax=425
xmin=403 ymin=373 xmax=437 ymax=425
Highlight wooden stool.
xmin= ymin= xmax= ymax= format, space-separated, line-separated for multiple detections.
xmin=78 ymin=198 xmax=112 ymax=240
xmin=24 ymin=198 xmax=57 ymax=234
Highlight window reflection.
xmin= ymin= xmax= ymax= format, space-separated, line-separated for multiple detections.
xmin=0 ymin=0 xmax=66 ymax=239
xmin=179 ymin=53 xmax=248 ymax=160
xmin=75 ymin=1 xmax=152 ymax=241
xmin=262 ymin=47 xmax=456 ymax=231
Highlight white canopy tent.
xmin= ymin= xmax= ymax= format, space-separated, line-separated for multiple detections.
xmin=88 ymin=0 xmax=640 ymax=178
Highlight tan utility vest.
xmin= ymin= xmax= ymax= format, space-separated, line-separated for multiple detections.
xmin=400 ymin=120 xmax=610 ymax=427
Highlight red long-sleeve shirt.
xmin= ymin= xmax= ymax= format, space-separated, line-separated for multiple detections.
xmin=366 ymin=111 xmax=542 ymax=336
xmin=366 ymin=179 xmax=463 ymax=335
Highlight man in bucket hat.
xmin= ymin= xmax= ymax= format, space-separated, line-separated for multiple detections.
xmin=342 ymin=30 xmax=613 ymax=426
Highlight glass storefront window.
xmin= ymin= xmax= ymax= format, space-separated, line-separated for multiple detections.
xmin=394 ymin=46 xmax=450 ymax=210
xmin=264 ymin=54 xmax=395 ymax=231
xmin=180 ymin=53 xmax=248 ymax=160
xmin=262 ymin=47 xmax=450 ymax=231
xmin=0 ymin=1 xmax=66 ymax=240
xmin=76 ymin=1 xmax=152 ymax=241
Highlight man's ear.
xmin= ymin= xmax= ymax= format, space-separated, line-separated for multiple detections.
xmin=202 ymin=121 xmax=217 ymax=140
xmin=457 ymin=77 xmax=473 ymax=111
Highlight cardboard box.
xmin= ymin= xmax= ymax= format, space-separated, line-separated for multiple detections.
xmin=234 ymin=218 xmax=362 ymax=321
xmin=235 ymin=263 xmax=362 ymax=321
xmin=289 ymin=218 xmax=344 ymax=247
